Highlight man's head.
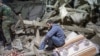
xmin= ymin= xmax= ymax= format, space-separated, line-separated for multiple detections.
xmin=46 ymin=20 xmax=54 ymax=28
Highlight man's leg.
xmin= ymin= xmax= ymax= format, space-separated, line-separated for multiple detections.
xmin=0 ymin=30 xmax=7 ymax=46
xmin=2 ymin=21 xmax=11 ymax=44
xmin=39 ymin=37 xmax=54 ymax=50
xmin=0 ymin=19 xmax=7 ymax=46
xmin=39 ymin=37 xmax=47 ymax=50
xmin=0 ymin=29 xmax=3 ymax=41
xmin=52 ymin=36 xmax=65 ymax=47
xmin=45 ymin=39 xmax=55 ymax=51
xmin=2 ymin=21 xmax=12 ymax=50
xmin=39 ymin=41 xmax=47 ymax=50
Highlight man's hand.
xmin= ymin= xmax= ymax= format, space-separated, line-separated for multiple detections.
xmin=54 ymin=48 xmax=59 ymax=52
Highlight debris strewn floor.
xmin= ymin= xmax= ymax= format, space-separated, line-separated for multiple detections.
xmin=0 ymin=0 xmax=100 ymax=56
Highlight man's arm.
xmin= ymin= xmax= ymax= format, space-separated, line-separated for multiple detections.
xmin=44 ymin=26 xmax=58 ymax=41
xmin=3 ymin=6 xmax=12 ymax=20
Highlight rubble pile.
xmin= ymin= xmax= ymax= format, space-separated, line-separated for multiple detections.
xmin=0 ymin=0 xmax=100 ymax=56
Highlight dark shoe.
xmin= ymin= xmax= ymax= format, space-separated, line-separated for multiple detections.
xmin=4 ymin=44 xmax=12 ymax=50
xmin=45 ymin=47 xmax=55 ymax=51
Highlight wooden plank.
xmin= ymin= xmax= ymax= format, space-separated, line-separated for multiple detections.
xmin=23 ymin=20 xmax=47 ymax=27
xmin=71 ymin=46 xmax=96 ymax=56
xmin=57 ymin=35 xmax=85 ymax=50
xmin=63 ymin=25 xmax=94 ymax=34
xmin=23 ymin=20 xmax=94 ymax=34
xmin=55 ymin=34 xmax=97 ymax=56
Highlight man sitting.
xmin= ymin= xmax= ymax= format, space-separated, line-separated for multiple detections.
xmin=39 ymin=20 xmax=65 ymax=51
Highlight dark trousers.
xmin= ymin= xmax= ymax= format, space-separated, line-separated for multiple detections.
xmin=0 ymin=21 xmax=7 ymax=45
xmin=39 ymin=36 xmax=65 ymax=50
xmin=0 ymin=19 xmax=6 ymax=44
xmin=0 ymin=29 xmax=7 ymax=43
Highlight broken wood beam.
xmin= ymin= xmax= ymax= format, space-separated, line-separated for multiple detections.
xmin=66 ymin=8 xmax=87 ymax=13
xmin=63 ymin=25 xmax=94 ymax=34
xmin=42 ymin=11 xmax=56 ymax=20
xmin=23 ymin=20 xmax=47 ymax=27
xmin=23 ymin=15 xmax=60 ymax=26
xmin=71 ymin=45 xmax=96 ymax=56
xmin=33 ymin=29 xmax=41 ymax=48
xmin=23 ymin=20 xmax=94 ymax=34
